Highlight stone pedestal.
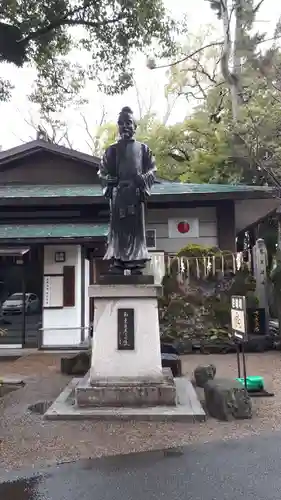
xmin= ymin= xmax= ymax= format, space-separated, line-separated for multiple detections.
xmin=76 ymin=370 xmax=175 ymax=407
xmin=75 ymin=280 xmax=176 ymax=408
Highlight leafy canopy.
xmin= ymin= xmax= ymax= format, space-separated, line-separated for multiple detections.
xmin=95 ymin=111 xmax=237 ymax=183
xmin=97 ymin=44 xmax=281 ymax=185
xmin=0 ymin=0 xmax=177 ymax=108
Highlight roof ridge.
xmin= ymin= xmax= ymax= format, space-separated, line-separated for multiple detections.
xmin=0 ymin=140 xmax=100 ymax=166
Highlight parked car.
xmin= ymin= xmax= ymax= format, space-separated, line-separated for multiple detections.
xmin=2 ymin=293 xmax=40 ymax=314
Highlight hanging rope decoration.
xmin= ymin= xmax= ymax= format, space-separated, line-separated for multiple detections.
xmin=212 ymin=255 xmax=216 ymax=276
xmin=167 ymin=250 xmax=251 ymax=280
xmin=196 ymin=258 xmax=200 ymax=279
xmin=232 ymin=254 xmax=236 ymax=274
xmin=203 ymin=257 xmax=207 ymax=278
xmin=221 ymin=254 xmax=225 ymax=276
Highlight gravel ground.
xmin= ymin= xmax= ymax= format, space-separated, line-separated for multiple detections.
xmin=0 ymin=351 xmax=281 ymax=471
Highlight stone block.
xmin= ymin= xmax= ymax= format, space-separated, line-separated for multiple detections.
xmin=45 ymin=376 xmax=206 ymax=422
xmin=98 ymin=274 xmax=154 ymax=285
xmin=90 ymin=284 xmax=163 ymax=380
xmin=61 ymin=351 xmax=90 ymax=376
xmin=161 ymin=353 xmax=182 ymax=377
xmin=194 ymin=364 xmax=216 ymax=388
xmin=204 ymin=377 xmax=252 ymax=421
xmin=88 ymin=283 xmax=162 ymax=299
xmin=245 ymin=334 xmax=273 ymax=352
xmin=76 ymin=371 xmax=176 ymax=408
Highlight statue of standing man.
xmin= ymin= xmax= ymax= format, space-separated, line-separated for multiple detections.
xmin=99 ymin=106 xmax=156 ymax=275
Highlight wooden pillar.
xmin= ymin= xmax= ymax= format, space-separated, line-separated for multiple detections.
xmin=216 ymin=200 xmax=236 ymax=252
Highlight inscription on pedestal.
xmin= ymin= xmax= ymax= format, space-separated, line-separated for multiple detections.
xmin=117 ymin=308 xmax=134 ymax=350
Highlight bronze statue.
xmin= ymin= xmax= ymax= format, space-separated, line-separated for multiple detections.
xmin=99 ymin=106 xmax=156 ymax=275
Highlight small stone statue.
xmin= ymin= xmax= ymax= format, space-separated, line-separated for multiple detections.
xmin=99 ymin=106 xmax=156 ymax=274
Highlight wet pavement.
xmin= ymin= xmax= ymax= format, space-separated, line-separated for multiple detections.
xmin=1 ymin=431 xmax=281 ymax=499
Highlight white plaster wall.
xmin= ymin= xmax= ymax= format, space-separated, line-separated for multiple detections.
xmin=42 ymin=245 xmax=82 ymax=347
xmin=147 ymin=207 xmax=218 ymax=253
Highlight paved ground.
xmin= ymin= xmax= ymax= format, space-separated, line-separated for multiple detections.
xmin=1 ymin=431 xmax=281 ymax=499
xmin=1 ymin=351 xmax=281 ymax=471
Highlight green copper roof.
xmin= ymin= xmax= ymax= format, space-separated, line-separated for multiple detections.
xmin=155 ymin=181 xmax=271 ymax=194
xmin=0 ymin=185 xmax=102 ymax=198
xmin=0 ymin=223 xmax=108 ymax=239
xmin=0 ymin=182 xmax=272 ymax=199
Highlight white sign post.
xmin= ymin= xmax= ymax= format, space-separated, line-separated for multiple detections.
xmin=231 ymin=295 xmax=248 ymax=388
xmin=231 ymin=295 xmax=247 ymax=342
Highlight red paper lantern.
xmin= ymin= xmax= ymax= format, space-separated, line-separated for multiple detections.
xmin=177 ymin=221 xmax=190 ymax=234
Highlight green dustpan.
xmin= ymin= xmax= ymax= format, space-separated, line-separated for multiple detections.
xmin=236 ymin=375 xmax=264 ymax=392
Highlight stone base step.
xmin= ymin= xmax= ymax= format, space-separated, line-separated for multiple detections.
xmin=76 ymin=369 xmax=176 ymax=407
xmin=44 ymin=377 xmax=206 ymax=422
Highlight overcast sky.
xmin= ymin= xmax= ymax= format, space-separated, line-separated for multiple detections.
xmin=0 ymin=0 xmax=280 ymax=152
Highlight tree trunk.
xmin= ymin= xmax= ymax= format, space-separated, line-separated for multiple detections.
xmin=220 ymin=0 xmax=243 ymax=122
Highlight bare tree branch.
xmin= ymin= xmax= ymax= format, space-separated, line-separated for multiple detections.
xmin=152 ymin=41 xmax=224 ymax=69
xmin=162 ymin=93 xmax=180 ymax=124
xmin=189 ymin=56 xmax=219 ymax=85
xmin=80 ymin=107 xmax=107 ymax=154
xmin=253 ymin=0 xmax=266 ymax=14
xmin=60 ymin=129 xmax=74 ymax=149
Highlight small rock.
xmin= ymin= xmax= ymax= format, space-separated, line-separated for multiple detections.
xmin=194 ymin=364 xmax=216 ymax=388
xmin=61 ymin=351 xmax=91 ymax=376
xmin=204 ymin=377 xmax=252 ymax=421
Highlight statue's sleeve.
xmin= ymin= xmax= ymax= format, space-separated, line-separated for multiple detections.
xmin=141 ymin=144 xmax=157 ymax=194
xmin=98 ymin=146 xmax=116 ymax=198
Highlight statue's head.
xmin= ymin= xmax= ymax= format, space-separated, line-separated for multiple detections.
xmin=117 ymin=106 xmax=136 ymax=140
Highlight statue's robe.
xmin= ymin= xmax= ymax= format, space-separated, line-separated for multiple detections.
xmin=99 ymin=139 xmax=156 ymax=269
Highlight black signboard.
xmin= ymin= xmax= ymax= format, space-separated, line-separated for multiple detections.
xmin=247 ymin=308 xmax=266 ymax=335
xmin=117 ymin=308 xmax=135 ymax=350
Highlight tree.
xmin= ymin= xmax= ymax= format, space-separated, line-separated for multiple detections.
xmin=153 ymin=2 xmax=281 ymax=185
xmin=94 ymin=110 xmax=238 ymax=182
xmin=24 ymin=76 xmax=184 ymax=162
xmin=0 ymin=0 xmax=178 ymax=109
xmin=165 ymin=26 xmax=223 ymax=105
xmin=201 ymin=1 xmax=281 ymax=186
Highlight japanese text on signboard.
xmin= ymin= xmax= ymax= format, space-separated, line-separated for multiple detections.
xmin=117 ymin=308 xmax=135 ymax=350
xmin=231 ymin=295 xmax=247 ymax=342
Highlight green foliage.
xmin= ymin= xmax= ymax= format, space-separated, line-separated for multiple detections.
xmin=97 ymin=112 xmax=244 ymax=182
xmin=98 ymin=44 xmax=281 ymax=185
xmin=97 ymin=58 xmax=281 ymax=183
xmin=177 ymin=243 xmax=219 ymax=257
xmin=139 ymin=1 xmax=281 ymax=186
xmin=98 ymin=115 xmax=192 ymax=180
xmin=176 ymin=244 xmax=238 ymax=278
xmin=0 ymin=0 xmax=177 ymax=108
xmin=159 ymin=243 xmax=257 ymax=343
xmin=0 ymin=77 xmax=13 ymax=101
